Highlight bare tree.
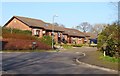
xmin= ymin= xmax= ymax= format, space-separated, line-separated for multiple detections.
xmin=90 ymin=24 xmax=107 ymax=34
xmin=54 ymin=22 xmax=59 ymax=26
xmin=59 ymin=24 xmax=65 ymax=27
xmin=75 ymin=22 xmax=91 ymax=32
xmin=54 ymin=23 xmax=65 ymax=27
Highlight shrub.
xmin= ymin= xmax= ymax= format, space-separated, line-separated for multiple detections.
xmin=39 ymin=36 xmax=52 ymax=46
xmin=97 ymin=35 xmax=107 ymax=49
xmin=97 ymin=23 xmax=120 ymax=57
xmin=61 ymin=39 xmax=68 ymax=44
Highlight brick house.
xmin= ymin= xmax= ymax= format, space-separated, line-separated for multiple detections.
xmin=84 ymin=32 xmax=97 ymax=44
xmin=83 ymin=32 xmax=98 ymax=44
xmin=4 ymin=16 xmax=86 ymax=44
xmin=62 ymin=28 xmax=85 ymax=44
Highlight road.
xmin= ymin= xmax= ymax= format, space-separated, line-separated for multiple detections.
xmin=2 ymin=47 xmax=118 ymax=74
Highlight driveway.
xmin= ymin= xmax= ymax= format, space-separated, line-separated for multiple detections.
xmin=2 ymin=47 xmax=118 ymax=74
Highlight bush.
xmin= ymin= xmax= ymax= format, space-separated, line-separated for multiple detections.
xmin=97 ymin=35 xmax=107 ymax=49
xmin=39 ymin=36 xmax=52 ymax=46
xmin=97 ymin=23 xmax=120 ymax=57
xmin=61 ymin=38 xmax=68 ymax=44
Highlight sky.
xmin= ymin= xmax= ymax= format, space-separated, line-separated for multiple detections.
xmin=1 ymin=2 xmax=118 ymax=28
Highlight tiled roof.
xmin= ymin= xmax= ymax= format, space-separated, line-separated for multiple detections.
xmin=85 ymin=32 xmax=97 ymax=39
xmin=82 ymin=32 xmax=90 ymax=37
xmin=63 ymin=28 xmax=85 ymax=37
xmin=15 ymin=16 xmax=65 ymax=32
xmin=5 ymin=16 xmax=86 ymax=37
xmin=14 ymin=16 xmax=46 ymax=28
xmin=44 ymin=23 xmax=65 ymax=32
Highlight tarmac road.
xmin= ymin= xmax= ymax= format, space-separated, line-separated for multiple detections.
xmin=2 ymin=51 xmax=118 ymax=74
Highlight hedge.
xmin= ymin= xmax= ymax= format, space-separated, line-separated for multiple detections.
xmin=2 ymin=27 xmax=52 ymax=50
xmin=2 ymin=39 xmax=51 ymax=50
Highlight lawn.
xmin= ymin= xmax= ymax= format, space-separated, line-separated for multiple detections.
xmin=99 ymin=54 xmax=120 ymax=63
xmin=79 ymin=50 xmax=119 ymax=70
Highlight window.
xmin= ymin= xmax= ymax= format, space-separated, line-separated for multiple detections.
xmin=51 ymin=32 xmax=54 ymax=36
xmin=58 ymin=32 xmax=60 ymax=37
xmin=33 ymin=29 xmax=40 ymax=36
xmin=43 ymin=31 xmax=46 ymax=34
xmin=36 ymin=30 xmax=40 ymax=35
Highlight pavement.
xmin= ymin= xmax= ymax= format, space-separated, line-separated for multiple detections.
xmin=1 ymin=47 xmax=119 ymax=74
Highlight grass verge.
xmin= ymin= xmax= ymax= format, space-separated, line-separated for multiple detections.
xmin=62 ymin=44 xmax=73 ymax=49
xmin=79 ymin=50 xmax=118 ymax=70
xmin=99 ymin=55 xmax=120 ymax=63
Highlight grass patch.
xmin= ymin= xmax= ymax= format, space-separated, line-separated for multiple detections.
xmin=62 ymin=44 xmax=73 ymax=49
xmin=99 ymin=55 xmax=120 ymax=63
xmin=72 ymin=44 xmax=83 ymax=47
xmin=60 ymin=44 xmax=83 ymax=49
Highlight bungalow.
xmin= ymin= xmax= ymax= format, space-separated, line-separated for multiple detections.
xmin=4 ymin=16 xmax=86 ymax=44
xmin=84 ymin=32 xmax=97 ymax=44
xmin=62 ymin=28 xmax=85 ymax=44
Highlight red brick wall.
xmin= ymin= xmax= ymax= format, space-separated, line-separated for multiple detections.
xmin=82 ymin=38 xmax=84 ymax=44
xmin=5 ymin=18 xmax=31 ymax=31
xmin=63 ymin=35 xmax=68 ymax=41
xmin=48 ymin=32 xmax=52 ymax=36
xmin=5 ymin=18 xmax=44 ymax=38
xmin=76 ymin=38 xmax=79 ymax=44
xmin=78 ymin=38 xmax=84 ymax=44
xmin=31 ymin=29 xmax=36 ymax=36
xmin=31 ymin=28 xmax=43 ymax=38
xmin=39 ymin=29 xmax=43 ymax=38
xmin=85 ymin=37 xmax=90 ymax=44
xmin=54 ymin=32 xmax=58 ymax=43
xmin=67 ymin=36 xmax=71 ymax=43
xmin=67 ymin=37 xmax=85 ymax=44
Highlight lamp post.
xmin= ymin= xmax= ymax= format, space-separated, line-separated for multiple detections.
xmin=52 ymin=15 xmax=58 ymax=49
